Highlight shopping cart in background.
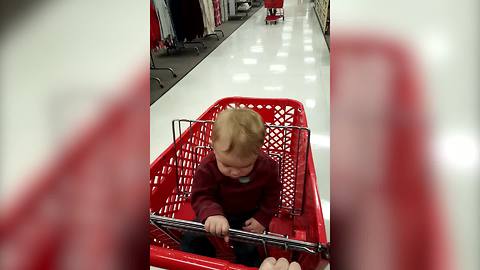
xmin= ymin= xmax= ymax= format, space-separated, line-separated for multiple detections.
xmin=264 ymin=0 xmax=284 ymax=24
xmin=150 ymin=97 xmax=330 ymax=269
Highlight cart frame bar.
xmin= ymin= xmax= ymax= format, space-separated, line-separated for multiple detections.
xmin=150 ymin=214 xmax=329 ymax=260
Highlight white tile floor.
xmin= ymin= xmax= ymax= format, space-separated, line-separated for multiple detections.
xmin=150 ymin=0 xmax=330 ymax=268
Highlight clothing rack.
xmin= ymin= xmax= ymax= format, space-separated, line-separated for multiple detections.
xmin=228 ymin=0 xmax=253 ymax=20
xmin=152 ymin=0 xmax=228 ymax=51
xmin=205 ymin=29 xmax=225 ymax=41
xmin=185 ymin=40 xmax=207 ymax=50
xmin=150 ymin=51 xmax=177 ymax=89
xmin=151 ymin=51 xmax=177 ymax=77
xmin=165 ymin=41 xmax=201 ymax=56
xmin=252 ymin=0 xmax=263 ymax=7
xmin=151 ymin=76 xmax=164 ymax=88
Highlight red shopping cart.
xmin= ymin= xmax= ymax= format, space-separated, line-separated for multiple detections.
xmin=150 ymin=97 xmax=329 ymax=269
xmin=265 ymin=0 xmax=284 ymax=24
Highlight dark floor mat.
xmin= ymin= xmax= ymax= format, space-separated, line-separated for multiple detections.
xmin=150 ymin=7 xmax=262 ymax=105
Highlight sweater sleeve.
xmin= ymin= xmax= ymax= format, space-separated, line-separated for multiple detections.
xmin=253 ymin=163 xmax=281 ymax=229
xmin=191 ymin=166 xmax=224 ymax=223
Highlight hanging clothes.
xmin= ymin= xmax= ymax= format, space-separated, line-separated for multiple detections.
xmin=150 ymin=1 xmax=162 ymax=48
xmin=228 ymin=0 xmax=236 ymax=17
xmin=221 ymin=0 xmax=229 ymax=22
xmin=152 ymin=0 xmax=175 ymax=40
xmin=199 ymin=0 xmax=216 ymax=35
xmin=212 ymin=0 xmax=222 ymax=27
xmin=169 ymin=0 xmax=204 ymax=41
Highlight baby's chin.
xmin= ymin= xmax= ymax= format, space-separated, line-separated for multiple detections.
xmin=223 ymin=173 xmax=247 ymax=179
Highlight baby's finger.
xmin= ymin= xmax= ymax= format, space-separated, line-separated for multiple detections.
xmin=242 ymin=225 xmax=253 ymax=232
xmin=222 ymin=223 xmax=229 ymax=236
xmin=208 ymin=222 xmax=214 ymax=235
xmin=215 ymin=223 xmax=223 ymax=237
xmin=224 ymin=235 xmax=229 ymax=243
xmin=288 ymin=262 xmax=301 ymax=270
xmin=209 ymin=226 xmax=214 ymax=235
xmin=205 ymin=221 xmax=210 ymax=233
xmin=211 ymin=223 xmax=217 ymax=236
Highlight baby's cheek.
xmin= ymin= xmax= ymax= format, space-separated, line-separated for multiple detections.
xmin=216 ymin=162 xmax=226 ymax=174
xmin=219 ymin=166 xmax=229 ymax=176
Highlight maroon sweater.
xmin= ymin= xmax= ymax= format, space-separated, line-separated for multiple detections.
xmin=191 ymin=152 xmax=281 ymax=229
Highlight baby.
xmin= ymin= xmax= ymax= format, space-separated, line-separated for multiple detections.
xmin=181 ymin=108 xmax=281 ymax=267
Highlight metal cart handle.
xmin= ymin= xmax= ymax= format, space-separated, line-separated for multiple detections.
xmin=150 ymin=215 xmax=330 ymax=260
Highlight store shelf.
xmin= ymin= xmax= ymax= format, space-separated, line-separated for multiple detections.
xmin=313 ymin=0 xmax=329 ymax=35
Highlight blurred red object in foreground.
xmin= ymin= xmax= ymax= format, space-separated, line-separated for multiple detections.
xmin=0 ymin=75 xmax=149 ymax=270
xmin=331 ymin=35 xmax=451 ymax=270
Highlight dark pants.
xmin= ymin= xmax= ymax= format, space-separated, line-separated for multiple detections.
xmin=180 ymin=214 xmax=261 ymax=267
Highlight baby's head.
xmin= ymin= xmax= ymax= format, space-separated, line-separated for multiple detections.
xmin=211 ymin=108 xmax=265 ymax=178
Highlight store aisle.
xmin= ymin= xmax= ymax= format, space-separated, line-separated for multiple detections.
xmin=150 ymin=0 xmax=330 ymax=258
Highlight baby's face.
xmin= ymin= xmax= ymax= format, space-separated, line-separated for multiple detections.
xmin=214 ymin=149 xmax=257 ymax=179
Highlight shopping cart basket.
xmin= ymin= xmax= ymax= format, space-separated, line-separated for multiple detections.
xmin=150 ymin=97 xmax=329 ymax=269
xmin=264 ymin=0 xmax=284 ymax=24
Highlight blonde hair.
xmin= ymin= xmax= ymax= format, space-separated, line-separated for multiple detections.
xmin=212 ymin=108 xmax=266 ymax=158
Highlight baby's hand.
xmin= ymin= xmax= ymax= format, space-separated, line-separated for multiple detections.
xmin=205 ymin=215 xmax=230 ymax=242
xmin=243 ymin=217 xmax=265 ymax=233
